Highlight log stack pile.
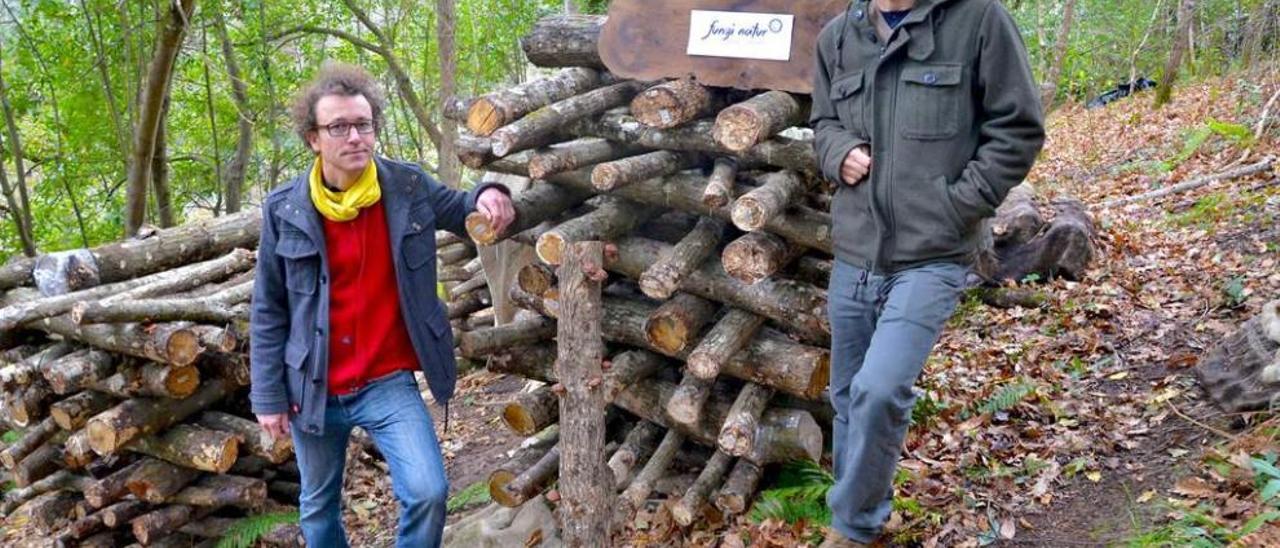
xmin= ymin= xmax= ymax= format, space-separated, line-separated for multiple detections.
xmin=0 ymin=213 xmax=302 ymax=547
xmin=435 ymin=230 xmax=494 ymax=334
xmin=450 ymin=14 xmax=838 ymax=528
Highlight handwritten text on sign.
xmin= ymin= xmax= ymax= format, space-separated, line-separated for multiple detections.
xmin=686 ymin=10 xmax=795 ymax=62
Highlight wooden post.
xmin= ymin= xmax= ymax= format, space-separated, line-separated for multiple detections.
xmin=555 ymin=241 xmax=613 ymax=544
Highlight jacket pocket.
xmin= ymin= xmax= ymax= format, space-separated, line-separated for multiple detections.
xmin=402 ymin=204 xmax=435 ymax=271
xmin=275 ymin=232 xmax=320 ymax=295
xmin=900 ymin=63 xmax=963 ymax=140
xmin=831 ymin=70 xmax=867 ymax=138
xmin=891 ymin=175 xmax=966 ymax=263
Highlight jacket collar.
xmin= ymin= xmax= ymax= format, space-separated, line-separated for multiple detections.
xmin=858 ymin=0 xmax=947 ymax=61
xmin=283 ymin=156 xmax=417 ymax=243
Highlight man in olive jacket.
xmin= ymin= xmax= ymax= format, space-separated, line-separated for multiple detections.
xmin=811 ymin=0 xmax=1044 ymax=545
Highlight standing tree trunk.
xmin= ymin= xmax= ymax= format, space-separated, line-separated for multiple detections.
xmin=212 ymin=6 xmax=252 ymax=214
xmin=0 ymin=52 xmax=36 ymax=257
xmin=125 ymin=0 xmax=197 ymax=237
xmin=1040 ymin=0 xmax=1078 ymax=109
xmin=436 ymin=0 xmax=461 ymax=188
xmin=151 ymin=98 xmax=175 ymax=228
xmin=1155 ymin=0 xmax=1198 ymax=108
xmin=555 ymin=241 xmax=613 ymax=544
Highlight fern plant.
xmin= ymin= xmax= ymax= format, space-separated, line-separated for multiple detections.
xmin=750 ymin=460 xmax=834 ymax=527
xmin=966 ymin=381 xmax=1036 ymax=418
xmin=447 ymin=480 xmax=491 ymax=513
xmin=216 ymin=511 xmax=299 ymax=548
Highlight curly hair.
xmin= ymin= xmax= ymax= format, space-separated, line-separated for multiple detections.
xmin=289 ymin=61 xmax=387 ymax=144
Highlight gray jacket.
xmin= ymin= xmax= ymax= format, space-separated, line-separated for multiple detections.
xmin=249 ymin=157 xmax=499 ymax=436
xmin=812 ymin=0 xmax=1045 ymax=273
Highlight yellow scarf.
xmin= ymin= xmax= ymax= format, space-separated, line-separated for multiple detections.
xmin=309 ymin=157 xmax=381 ymax=222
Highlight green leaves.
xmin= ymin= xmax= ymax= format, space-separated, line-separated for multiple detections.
xmin=216 ymin=511 xmax=300 ymax=548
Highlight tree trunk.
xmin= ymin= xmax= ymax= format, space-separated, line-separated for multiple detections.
xmin=670 ymin=449 xmax=733 ymax=526
xmin=85 ymin=378 xmax=233 ymax=455
xmin=616 ymin=429 xmax=683 ymax=522
xmin=151 ymin=99 xmax=175 ymax=228
xmin=702 ymin=157 xmax=739 ymax=209
xmin=212 ymin=8 xmax=252 ymax=214
xmin=465 ymin=180 xmax=593 ymax=246
xmin=528 ymin=138 xmax=646 ymax=180
xmin=608 ymin=420 xmax=663 ymax=489
xmin=591 ymin=150 xmax=700 ymax=191
xmin=520 ymin=15 xmax=606 ymax=69
xmin=468 ymin=68 xmax=604 ymax=136
xmin=125 ymin=0 xmax=197 ymax=237
xmin=687 ymin=308 xmax=766 ymax=379
xmin=721 ymin=231 xmax=804 ymax=285
xmin=714 ymin=459 xmax=762 ymax=516
xmin=456 ymin=317 xmax=556 ymax=358
xmin=125 ymin=458 xmax=201 ymax=503
xmin=717 ymin=382 xmax=774 ymax=457
xmin=1155 ymin=0 xmax=1199 ymax=108
xmin=555 ymin=241 xmax=613 ymax=544
xmin=644 ymin=293 xmax=719 ymax=355
xmin=536 ymin=197 xmax=659 ymax=265
xmin=713 ymin=91 xmax=808 ymax=152
xmin=49 ymin=391 xmax=115 ymax=431
xmin=1040 ymin=0 xmax=1078 ymax=109
xmin=196 ymin=411 xmax=293 ymax=464
xmin=0 ymin=58 xmax=36 ymax=257
xmin=639 ymin=216 xmax=725 ymax=300
xmin=436 ymin=0 xmax=461 ymax=188
xmin=502 ymin=385 xmax=559 ymax=436
xmin=632 ymin=79 xmax=724 ymax=129
xmin=490 ymin=80 xmax=646 ymax=157
xmin=731 ymin=171 xmax=808 ymax=232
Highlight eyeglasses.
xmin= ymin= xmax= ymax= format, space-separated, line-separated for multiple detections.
xmin=316 ymin=120 xmax=375 ymax=138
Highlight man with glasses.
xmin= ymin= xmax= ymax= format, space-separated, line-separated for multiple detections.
xmin=249 ymin=62 xmax=514 ymax=548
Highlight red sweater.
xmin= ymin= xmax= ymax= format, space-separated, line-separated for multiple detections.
xmin=322 ymin=201 xmax=418 ymax=395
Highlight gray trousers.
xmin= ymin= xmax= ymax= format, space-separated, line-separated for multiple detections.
xmin=826 ymin=259 xmax=966 ymax=542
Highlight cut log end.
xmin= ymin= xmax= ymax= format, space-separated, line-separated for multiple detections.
xmin=488 ymin=470 xmax=518 ymax=507
xmin=730 ymin=200 xmax=767 ymax=232
xmin=535 ymin=233 xmax=566 ymax=266
xmin=465 ymin=212 xmax=499 ymax=246
xmin=712 ymin=110 xmax=766 ymax=153
xmin=165 ymin=330 xmax=202 ymax=366
xmin=501 ymin=404 xmax=539 ymax=436
xmin=645 ymin=317 xmax=692 ymax=355
xmin=466 ymin=99 xmax=504 ymax=136
xmin=167 ymin=364 xmax=201 ymax=398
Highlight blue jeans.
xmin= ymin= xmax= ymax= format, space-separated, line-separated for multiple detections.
xmin=290 ymin=370 xmax=448 ymax=548
xmin=826 ymin=260 xmax=966 ymax=542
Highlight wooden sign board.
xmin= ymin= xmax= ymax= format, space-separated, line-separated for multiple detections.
xmin=599 ymin=0 xmax=848 ymax=94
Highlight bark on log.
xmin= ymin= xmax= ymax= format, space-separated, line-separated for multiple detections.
xmin=520 ymin=15 xmax=606 ymax=69
xmin=457 ymin=317 xmax=556 ymax=358
xmin=13 ymin=443 xmax=62 ymax=487
xmin=456 ymin=133 xmax=501 ymax=170
xmin=83 ymin=459 xmax=144 ymax=508
xmin=447 ymin=288 xmax=491 ymax=320
xmin=527 ymin=138 xmax=646 ymax=180
xmin=502 ymin=385 xmax=559 ymax=436
xmin=126 ymin=458 xmax=201 ymax=503
xmin=439 ymin=243 xmax=478 ymax=266
xmin=86 ymin=378 xmax=233 ymax=455
xmin=131 ymin=505 xmax=195 ymax=545
xmin=992 ymin=184 xmax=1043 ymax=248
xmin=0 ymin=209 xmax=260 ymax=292
xmin=23 ymin=489 xmax=79 ymax=533
xmin=43 ymin=349 xmax=115 ymax=395
xmin=0 ymin=468 xmax=91 ymax=516
xmin=491 ymin=81 xmax=646 ymax=158
xmin=196 ymin=411 xmax=293 ymax=464
xmin=71 ymin=298 xmax=244 ymax=325
xmin=721 ymin=231 xmax=804 ymax=285
xmin=791 ymin=256 xmax=833 ymax=288
xmin=97 ymin=499 xmax=148 ymax=529
xmin=50 ymin=391 xmax=115 ymax=431
xmin=465 ymin=178 xmax=594 ymax=246
xmin=88 ymin=362 xmax=200 ymax=399
xmin=644 ymin=293 xmax=718 ymax=355
xmin=608 ymin=420 xmax=663 ymax=490
xmin=994 ymin=198 xmax=1097 ymax=283
xmin=713 ymin=91 xmax=809 ymax=152
xmin=639 ymin=217 xmax=725 ymax=301
xmin=0 ymin=341 xmax=76 ymax=389
xmin=126 ymin=424 xmax=239 ymax=473
xmin=0 ymin=249 xmax=253 ymax=331
xmin=610 ymin=237 xmax=830 ymax=346
xmin=702 ymin=157 xmax=739 ymax=209
xmin=4 ymin=379 xmax=54 ymax=427
xmin=488 ymin=426 xmax=559 ymax=504
xmin=631 ymin=79 xmax=724 ymax=129
xmin=508 ymin=284 xmax=558 ymax=318
xmin=170 ymin=474 xmax=267 ymax=509
xmin=714 ymin=459 xmax=762 ymax=516
xmin=612 ymin=375 xmax=822 ymax=465
xmin=448 ymin=273 xmax=490 ymax=301
xmin=666 ymin=373 xmax=715 ymax=429
xmin=62 ymin=430 xmax=94 ymax=469
xmin=0 ymin=417 xmax=58 ymax=468
xmin=494 ymin=445 xmax=559 ymax=508
xmin=717 ymin=383 xmax=774 ymax=458
xmin=604 ymin=296 xmax=828 ymax=399
xmin=517 ymin=262 xmax=558 ymax=297
xmin=591 ymin=150 xmax=699 ymax=191
xmin=268 ymin=480 xmax=302 ymax=503
xmin=687 ymin=308 xmax=766 ymax=380
xmin=731 ymin=171 xmax=807 ymax=232
xmin=602 ymin=350 xmax=667 ymax=403
xmin=568 ymin=111 xmax=818 ymax=174
xmin=536 ymin=197 xmax=659 ymax=265
xmin=616 ymin=429 xmax=683 ymax=522
xmin=468 ymin=68 xmax=604 ymax=136
xmin=555 ymin=240 xmax=613 ymax=543
xmin=670 ymin=449 xmax=733 ymax=526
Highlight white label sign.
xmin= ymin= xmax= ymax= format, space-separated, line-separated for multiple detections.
xmin=686 ymin=10 xmax=794 ymax=62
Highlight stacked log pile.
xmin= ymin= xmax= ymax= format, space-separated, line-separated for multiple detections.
xmin=450 ymin=14 xmax=836 ymax=528
xmin=0 ymin=215 xmax=302 ymax=546
xmin=435 ymin=230 xmax=494 ymax=334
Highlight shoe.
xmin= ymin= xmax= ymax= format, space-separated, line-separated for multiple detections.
xmin=817 ymin=528 xmax=867 ymax=548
